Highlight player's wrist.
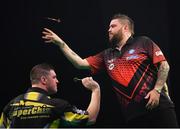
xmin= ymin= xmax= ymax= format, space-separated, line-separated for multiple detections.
xmin=92 ymin=86 xmax=100 ymax=92
xmin=154 ymin=87 xmax=162 ymax=94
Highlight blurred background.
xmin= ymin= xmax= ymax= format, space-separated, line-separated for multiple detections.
xmin=0 ymin=0 xmax=179 ymax=127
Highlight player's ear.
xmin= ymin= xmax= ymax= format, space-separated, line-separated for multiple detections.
xmin=41 ymin=76 xmax=47 ymax=84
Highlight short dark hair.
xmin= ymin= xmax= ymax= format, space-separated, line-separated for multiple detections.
xmin=111 ymin=13 xmax=134 ymax=35
xmin=30 ymin=63 xmax=55 ymax=84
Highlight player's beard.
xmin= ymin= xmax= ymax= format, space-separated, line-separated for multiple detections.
xmin=109 ymin=29 xmax=123 ymax=48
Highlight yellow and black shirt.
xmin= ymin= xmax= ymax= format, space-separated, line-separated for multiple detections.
xmin=0 ymin=87 xmax=91 ymax=128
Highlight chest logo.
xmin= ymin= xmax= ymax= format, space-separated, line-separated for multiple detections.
xmin=126 ymin=55 xmax=139 ymax=60
xmin=128 ymin=49 xmax=135 ymax=54
xmin=108 ymin=63 xmax=115 ymax=70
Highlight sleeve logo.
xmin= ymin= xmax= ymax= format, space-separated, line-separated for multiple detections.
xmin=155 ymin=51 xmax=163 ymax=56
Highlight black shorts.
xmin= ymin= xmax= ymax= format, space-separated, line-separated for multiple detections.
xmin=127 ymin=107 xmax=179 ymax=128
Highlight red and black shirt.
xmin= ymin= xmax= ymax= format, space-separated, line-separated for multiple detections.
xmin=86 ymin=36 xmax=174 ymax=120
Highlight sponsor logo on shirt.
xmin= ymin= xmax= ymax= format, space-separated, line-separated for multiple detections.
xmin=128 ymin=49 xmax=135 ymax=54
xmin=155 ymin=51 xmax=163 ymax=56
xmin=107 ymin=59 xmax=114 ymax=63
xmin=108 ymin=63 xmax=115 ymax=70
xmin=126 ymin=55 xmax=139 ymax=60
xmin=10 ymin=100 xmax=53 ymax=118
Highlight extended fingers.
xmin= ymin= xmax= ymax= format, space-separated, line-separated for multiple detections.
xmin=42 ymin=31 xmax=51 ymax=35
xmin=44 ymin=28 xmax=54 ymax=33
xmin=146 ymin=99 xmax=159 ymax=110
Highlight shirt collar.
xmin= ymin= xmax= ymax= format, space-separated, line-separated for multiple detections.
xmin=27 ymin=87 xmax=48 ymax=95
xmin=113 ymin=36 xmax=134 ymax=51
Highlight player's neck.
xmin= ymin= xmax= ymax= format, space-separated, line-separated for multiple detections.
xmin=32 ymin=84 xmax=48 ymax=92
xmin=117 ymin=34 xmax=131 ymax=50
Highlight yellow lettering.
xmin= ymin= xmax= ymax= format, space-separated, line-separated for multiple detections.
xmin=12 ymin=110 xmax=17 ymax=116
xmin=27 ymin=108 xmax=32 ymax=115
xmin=17 ymin=110 xmax=23 ymax=117
xmin=22 ymin=109 xmax=28 ymax=115
xmin=37 ymin=106 xmax=42 ymax=113
xmin=32 ymin=107 xmax=37 ymax=114
xmin=19 ymin=100 xmax=25 ymax=105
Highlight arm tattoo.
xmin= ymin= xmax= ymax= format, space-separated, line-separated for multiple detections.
xmin=61 ymin=42 xmax=65 ymax=48
xmin=156 ymin=61 xmax=170 ymax=86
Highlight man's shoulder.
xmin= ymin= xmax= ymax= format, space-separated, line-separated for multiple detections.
xmin=131 ymin=36 xmax=154 ymax=47
xmin=8 ymin=94 xmax=25 ymax=103
xmin=103 ymin=48 xmax=113 ymax=54
xmin=134 ymin=36 xmax=151 ymax=42
xmin=2 ymin=94 xmax=25 ymax=112
xmin=49 ymin=98 xmax=70 ymax=106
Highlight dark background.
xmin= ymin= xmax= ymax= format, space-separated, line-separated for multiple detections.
xmin=0 ymin=0 xmax=179 ymax=127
